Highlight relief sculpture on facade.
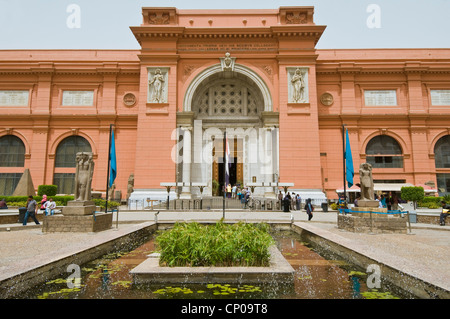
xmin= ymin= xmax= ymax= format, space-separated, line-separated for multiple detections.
xmin=148 ymin=68 xmax=168 ymax=103
xmin=288 ymin=67 xmax=308 ymax=103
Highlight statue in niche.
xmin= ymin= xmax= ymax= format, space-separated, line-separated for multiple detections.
xmin=291 ymin=68 xmax=306 ymax=103
xmin=359 ymin=163 xmax=374 ymax=201
xmin=149 ymin=69 xmax=165 ymax=103
xmin=74 ymin=152 xmax=95 ymax=201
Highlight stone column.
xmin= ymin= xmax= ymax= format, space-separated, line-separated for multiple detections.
xmin=180 ymin=126 xmax=192 ymax=198
xmin=262 ymin=127 xmax=276 ymax=198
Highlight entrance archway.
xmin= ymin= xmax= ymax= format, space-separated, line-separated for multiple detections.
xmin=178 ymin=64 xmax=278 ymax=198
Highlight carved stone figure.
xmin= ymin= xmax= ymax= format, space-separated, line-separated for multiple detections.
xmin=224 ymin=52 xmax=232 ymax=69
xmin=108 ymin=182 xmax=116 ymax=200
xmin=74 ymin=152 xmax=95 ymax=201
xmin=359 ymin=163 xmax=374 ymax=201
xmin=291 ymin=68 xmax=306 ymax=102
xmin=149 ymin=69 xmax=165 ymax=102
xmin=220 ymin=52 xmax=236 ymax=72
xmin=127 ymin=173 xmax=134 ymax=200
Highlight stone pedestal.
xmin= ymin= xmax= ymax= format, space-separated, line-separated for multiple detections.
xmin=338 ymin=205 xmax=407 ymax=234
xmin=63 ymin=200 xmax=96 ymax=216
xmin=43 ymin=200 xmax=113 ymax=233
xmin=43 ymin=213 xmax=113 ymax=233
xmin=351 ymin=206 xmax=388 ymax=218
xmin=357 ymin=200 xmax=379 ymax=208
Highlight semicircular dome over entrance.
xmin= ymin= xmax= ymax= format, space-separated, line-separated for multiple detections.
xmin=183 ymin=63 xmax=273 ymax=114
xmin=192 ymin=72 xmax=264 ymax=122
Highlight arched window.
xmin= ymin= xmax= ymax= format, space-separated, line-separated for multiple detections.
xmin=434 ymin=135 xmax=450 ymax=168
xmin=55 ymin=136 xmax=91 ymax=168
xmin=54 ymin=136 xmax=91 ymax=194
xmin=0 ymin=135 xmax=25 ymax=195
xmin=435 ymin=135 xmax=450 ymax=195
xmin=365 ymin=135 xmax=403 ymax=168
xmin=0 ymin=135 xmax=25 ymax=167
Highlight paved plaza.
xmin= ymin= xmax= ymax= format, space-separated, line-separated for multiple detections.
xmin=0 ymin=208 xmax=449 ymax=299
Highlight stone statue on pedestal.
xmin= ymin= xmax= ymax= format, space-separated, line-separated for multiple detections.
xmin=74 ymin=152 xmax=95 ymax=201
xmin=358 ymin=162 xmax=378 ymax=208
xmin=127 ymin=173 xmax=134 ymax=200
xmin=359 ymin=163 xmax=374 ymax=201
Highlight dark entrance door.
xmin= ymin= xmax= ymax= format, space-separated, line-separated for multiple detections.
xmin=219 ymin=157 xmax=237 ymax=195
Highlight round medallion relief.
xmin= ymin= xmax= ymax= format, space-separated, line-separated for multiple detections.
xmin=123 ymin=93 xmax=137 ymax=107
xmin=320 ymin=92 xmax=334 ymax=106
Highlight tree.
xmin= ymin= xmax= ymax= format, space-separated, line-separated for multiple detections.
xmin=401 ymin=186 xmax=424 ymax=209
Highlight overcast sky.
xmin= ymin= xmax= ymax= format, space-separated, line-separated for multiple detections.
xmin=0 ymin=0 xmax=449 ymax=50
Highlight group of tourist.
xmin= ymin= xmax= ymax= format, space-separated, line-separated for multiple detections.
xmin=278 ymin=192 xmax=314 ymax=220
xmin=22 ymin=194 xmax=57 ymax=226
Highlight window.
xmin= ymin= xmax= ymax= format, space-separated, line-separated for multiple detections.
xmin=434 ymin=135 xmax=450 ymax=168
xmin=366 ymin=135 xmax=403 ymax=168
xmin=53 ymin=136 xmax=92 ymax=195
xmin=0 ymin=135 xmax=25 ymax=167
xmin=55 ymin=136 xmax=91 ymax=168
xmin=437 ymin=174 xmax=450 ymax=196
xmin=0 ymin=173 xmax=23 ymax=196
xmin=53 ymin=173 xmax=76 ymax=195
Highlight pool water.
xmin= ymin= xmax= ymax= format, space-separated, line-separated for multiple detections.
xmin=20 ymin=230 xmax=405 ymax=299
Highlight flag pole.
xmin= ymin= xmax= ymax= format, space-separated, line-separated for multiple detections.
xmin=223 ymin=131 xmax=226 ymax=220
xmin=342 ymin=124 xmax=347 ymax=205
xmin=105 ymin=124 xmax=114 ymax=214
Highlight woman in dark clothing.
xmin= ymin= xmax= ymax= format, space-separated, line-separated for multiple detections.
xmin=305 ymin=198 xmax=314 ymax=221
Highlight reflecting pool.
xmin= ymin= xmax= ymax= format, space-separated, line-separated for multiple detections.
xmin=18 ymin=230 xmax=408 ymax=299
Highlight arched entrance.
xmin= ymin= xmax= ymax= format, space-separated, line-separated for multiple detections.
xmin=177 ymin=63 xmax=279 ymax=198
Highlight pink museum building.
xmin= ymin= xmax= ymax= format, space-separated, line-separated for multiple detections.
xmin=1 ymin=6 xmax=450 ymax=202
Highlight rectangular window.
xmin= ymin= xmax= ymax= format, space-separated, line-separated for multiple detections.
xmin=366 ymin=155 xmax=403 ymax=168
xmin=364 ymin=90 xmax=397 ymax=106
xmin=0 ymin=90 xmax=29 ymax=106
xmin=437 ymin=173 xmax=450 ymax=195
xmin=430 ymin=90 xmax=450 ymax=106
xmin=53 ymin=173 xmax=75 ymax=195
xmin=62 ymin=90 xmax=94 ymax=106
xmin=0 ymin=173 xmax=23 ymax=196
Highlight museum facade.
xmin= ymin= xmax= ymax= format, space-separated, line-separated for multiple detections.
xmin=1 ymin=6 xmax=450 ymax=202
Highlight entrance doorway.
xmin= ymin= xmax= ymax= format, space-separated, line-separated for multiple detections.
xmin=212 ymin=137 xmax=243 ymax=196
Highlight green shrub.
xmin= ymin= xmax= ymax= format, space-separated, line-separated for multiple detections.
xmin=330 ymin=203 xmax=339 ymax=210
xmin=92 ymin=198 xmax=120 ymax=209
xmin=5 ymin=195 xmax=74 ymax=206
xmin=425 ymin=202 xmax=441 ymax=209
xmin=155 ymin=221 xmax=275 ymax=267
xmin=401 ymin=186 xmax=424 ymax=209
xmin=37 ymin=185 xmax=58 ymax=196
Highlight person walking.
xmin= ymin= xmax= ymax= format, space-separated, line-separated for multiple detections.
xmin=295 ymin=194 xmax=301 ymax=211
xmin=23 ymin=195 xmax=40 ymax=225
xmin=305 ymin=198 xmax=314 ymax=221
xmin=439 ymin=200 xmax=450 ymax=226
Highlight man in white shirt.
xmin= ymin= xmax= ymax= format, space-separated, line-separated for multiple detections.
xmin=44 ymin=198 xmax=57 ymax=216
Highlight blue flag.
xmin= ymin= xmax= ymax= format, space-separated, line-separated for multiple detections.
xmin=345 ymin=128 xmax=354 ymax=188
xmin=109 ymin=128 xmax=117 ymax=188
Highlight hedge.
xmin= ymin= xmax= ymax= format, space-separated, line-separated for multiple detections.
xmin=3 ymin=195 xmax=74 ymax=205
xmin=3 ymin=196 xmax=120 ymax=209
xmin=37 ymin=185 xmax=58 ymax=196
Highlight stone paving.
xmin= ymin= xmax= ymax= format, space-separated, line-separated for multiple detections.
xmin=0 ymin=208 xmax=449 ymax=298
